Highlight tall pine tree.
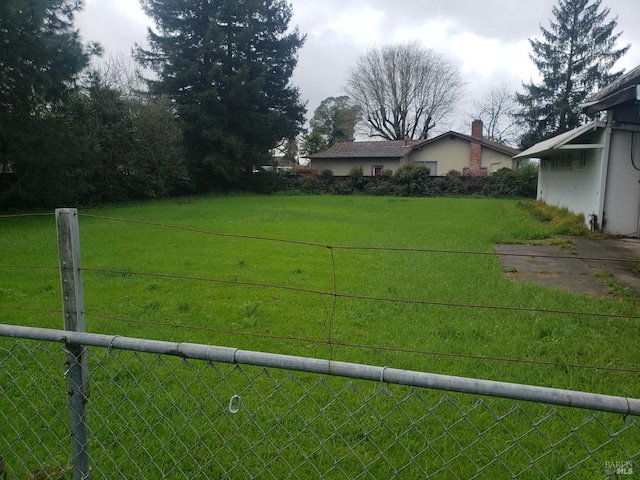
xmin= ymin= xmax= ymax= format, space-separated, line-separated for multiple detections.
xmin=0 ymin=0 xmax=93 ymax=115
xmin=0 ymin=0 xmax=98 ymax=208
xmin=136 ymin=0 xmax=306 ymax=191
xmin=515 ymin=0 xmax=629 ymax=149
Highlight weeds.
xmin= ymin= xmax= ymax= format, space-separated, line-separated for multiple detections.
xmin=520 ymin=200 xmax=589 ymax=236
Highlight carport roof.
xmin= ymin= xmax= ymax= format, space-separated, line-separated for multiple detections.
xmin=514 ymin=121 xmax=606 ymax=159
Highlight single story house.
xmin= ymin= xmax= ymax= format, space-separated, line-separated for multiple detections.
xmin=515 ymin=65 xmax=640 ymax=236
xmin=307 ymin=120 xmax=520 ymax=177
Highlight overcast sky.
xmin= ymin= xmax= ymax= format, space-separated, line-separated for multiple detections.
xmin=75 ymin=0 xmax=640 ymax=135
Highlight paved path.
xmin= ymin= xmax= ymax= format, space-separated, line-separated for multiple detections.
xmin=495 ymin=237 xmax=640 ymax=297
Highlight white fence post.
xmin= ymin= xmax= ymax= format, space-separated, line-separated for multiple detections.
xmin=56 ymin=208 xmax=90 ymax=480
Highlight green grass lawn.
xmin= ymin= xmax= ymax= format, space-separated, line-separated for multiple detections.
xmin=1 ymin=195 xmax=639 ymax=477
xmin=2 ymin=195 xmax=638 ymax=394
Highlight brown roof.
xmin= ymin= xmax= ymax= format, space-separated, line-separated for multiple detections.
xmin=587 ymin=65 xmax=640 ymax=102
xmin=308 ymin=134 xmax=520 ymax=159
xmin=308 ymin=139 xmax=426 ymax=159
xmin=581 ymin=65 xmax=640 ymax=114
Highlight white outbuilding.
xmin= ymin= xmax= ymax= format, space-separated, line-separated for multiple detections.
xmin=516 ymin=66 xmax=640 ymax=236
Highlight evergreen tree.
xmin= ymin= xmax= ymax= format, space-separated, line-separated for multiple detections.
xmin=136 ymin=0 xmax=306 ymax=191
xmin=300 ymin=130 xmax=327 ymax=157
xmin=0 ymin=0 xmax=95 ymax=115
xmin=306 ymin=96 xmax=360 ymax=152
xmin=0 ymin=0 xmax=99 ymax=208
xmin=281 ymin=137 xmax=299 ymax=165
xmin=515 ymin=0 xmax=629 ymax=148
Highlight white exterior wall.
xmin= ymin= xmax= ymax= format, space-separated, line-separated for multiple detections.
xmin=602 ymin=128 xmax=640 ymax=236
xmin=537 ymin=131 xmax=606 ymax=229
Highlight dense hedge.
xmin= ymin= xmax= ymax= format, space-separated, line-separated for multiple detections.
xmin=252 ymin=163 xmax=538 ymax=198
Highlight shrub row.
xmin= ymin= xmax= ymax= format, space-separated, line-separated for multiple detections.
xmin=252 ymin=164 xmax=538 ymax=198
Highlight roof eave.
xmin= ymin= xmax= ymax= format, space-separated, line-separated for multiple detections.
xmin=514 ymin=121 xmax=606 ymax=159
xmin=581 ymin=85 xmax=640 ymax=115
xmin=587 ymin=65 xmax=640 ymax=103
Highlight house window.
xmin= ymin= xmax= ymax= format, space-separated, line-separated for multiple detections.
xmin=540 ymin=158 xmax=550 ymax=171
xmin=425 ymin=161 xmax=437 ymax=176
xmin=577 ymin=151 xmax=587 ymax=169
xmin=371 ymin=165 xmax=384 ymax=176
xmin=551 ymin=154 xmax=572 ymax=170
xmin=412 ymin=161 xmax=437 ymax=176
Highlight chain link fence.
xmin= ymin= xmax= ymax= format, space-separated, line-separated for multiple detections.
xmin=1 ymin=332 xmax=638 ymax=479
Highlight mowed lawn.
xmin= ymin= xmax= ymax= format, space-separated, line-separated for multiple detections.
xmin=2 ymin=195 xmax=640 ymax=398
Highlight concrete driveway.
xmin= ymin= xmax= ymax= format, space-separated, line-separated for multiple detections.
xmin=495 ymin=236 xmax=640 ymax=297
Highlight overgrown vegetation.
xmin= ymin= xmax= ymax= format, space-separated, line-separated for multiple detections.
xmin=520 ymin=199 xmax=589 ymax=235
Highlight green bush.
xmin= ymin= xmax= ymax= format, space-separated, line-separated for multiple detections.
xmin=348 ymin=166 xmax=365 ymax=190
xmin=348 ymin=166 xmax=364 ymax=178
xmin=392 ymin=164 xmax=432 ymax=196
xmin=259 ymin=163 xmax=538 ymax=200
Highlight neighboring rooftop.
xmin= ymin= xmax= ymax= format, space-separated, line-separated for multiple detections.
xmin=307 ymin=133 xmax=520 ymax=160
xmin=307 ymin=139 xmax=426 ymax=159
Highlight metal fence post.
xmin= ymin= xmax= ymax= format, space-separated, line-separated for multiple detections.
xmin=56 ymin=208 xmax=90 ymax=480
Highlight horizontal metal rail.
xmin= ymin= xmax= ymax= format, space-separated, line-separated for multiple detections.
xmin=2 ymin=324 xmax=638 ymax=416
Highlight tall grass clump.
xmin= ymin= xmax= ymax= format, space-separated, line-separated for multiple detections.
xmin=520 ymin=200 xmax=588 ymax=235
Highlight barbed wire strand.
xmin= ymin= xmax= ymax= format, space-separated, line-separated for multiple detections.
xmin=7 ymin=261 xmax=637 ymax=321
xmin=79 ymin=267 xmax=640 ymax=321
xmin=0 ymin=212 xmax=54 ymax=219
xmin=0 ymin=265 xmax=58 ymax=270
xmin=78 ymin=213 xmax=640 ymax=264
xmin=81 ymin=310 xmax=640 ymax=374
xmin=327 ymin=246 xmax=338 ymax=360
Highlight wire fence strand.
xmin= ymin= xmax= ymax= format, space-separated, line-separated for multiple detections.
xmin=2 ymin=210 xmax=640 ymax=477
xmin=3 ymin=213 xmax=640 ymax=377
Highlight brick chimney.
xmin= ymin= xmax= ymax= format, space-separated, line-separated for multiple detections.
xmin=463 ymin=120 xmax=488 ymax=176
xmin=471 ymin=119 xmax=483 ymax=139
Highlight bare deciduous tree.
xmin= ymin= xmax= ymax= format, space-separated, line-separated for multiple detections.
xmin=87 ymin=52 xmax=147 ymax=99
xmin=345 ymin=41 xmax=465 ymax=140
xmin=470 ymin=81 xmax=521 ymax=147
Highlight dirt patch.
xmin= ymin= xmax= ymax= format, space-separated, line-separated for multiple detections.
xmin=495 ymin=237 xmax=640 ymax=297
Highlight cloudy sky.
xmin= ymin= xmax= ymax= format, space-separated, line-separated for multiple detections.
xmin=75 ymin=0 xmax=640 ymax=134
